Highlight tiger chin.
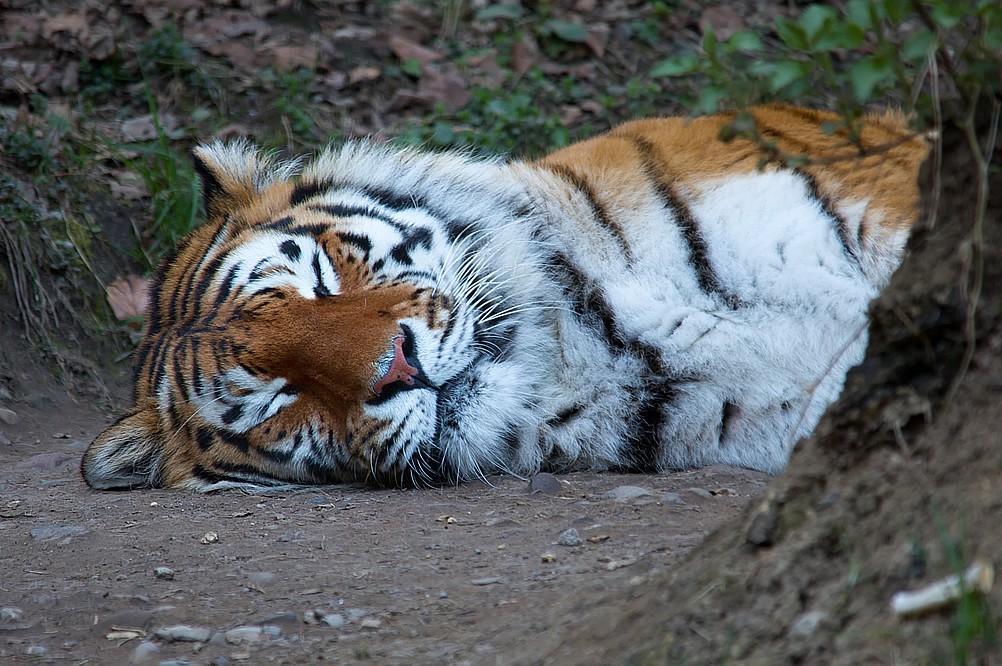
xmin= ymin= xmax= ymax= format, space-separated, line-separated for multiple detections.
xmin=81 ymin=104 xmax=929 ymax=492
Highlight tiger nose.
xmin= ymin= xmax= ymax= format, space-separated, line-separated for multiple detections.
xmin=371 ymin=325 xmax=433 ymax=399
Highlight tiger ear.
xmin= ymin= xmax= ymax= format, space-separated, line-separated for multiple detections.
xmin=81 ymin=406 xmax=164 ymax=490
xmin=192 ymin=140 xmax=297 ymax=218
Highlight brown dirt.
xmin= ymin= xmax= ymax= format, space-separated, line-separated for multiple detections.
xmin=0 ymin=382 xmax=765 ymax=664
xmin=2 ymin=1 xmax=999 ymax=664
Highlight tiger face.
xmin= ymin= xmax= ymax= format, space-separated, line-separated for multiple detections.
xmin=83 ymin=105 xmax=929 ymax=492
xmin=83 ymin=142 xmax=558 ymax=490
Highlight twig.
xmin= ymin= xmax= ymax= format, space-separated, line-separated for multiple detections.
xmin=944 ymin=94 xmax=1000 ymax=406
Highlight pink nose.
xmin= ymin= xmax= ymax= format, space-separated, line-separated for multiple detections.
xmin=372 ymin=335 xmax=420 ymax=396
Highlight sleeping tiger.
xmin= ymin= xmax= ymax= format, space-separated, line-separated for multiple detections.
xmin=81 ymin=104 xmax=929 ymax=492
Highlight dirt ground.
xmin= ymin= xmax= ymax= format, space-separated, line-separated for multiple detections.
xmin=2 ymin=1 xmax=1000 ymax=664
xmin=0 ymin=376 xmax=765 ymax=665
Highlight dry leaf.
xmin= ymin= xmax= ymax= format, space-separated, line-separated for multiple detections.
xmin=584 ymin=24 xmax=610 ymax=58
xmin=270 ymin=44 xmax=318 ymax=72
xmin=700 ymin=5 xmax=746 ymax=41
xmin=121 ymin=113 xmax=177 ymax=142
xmin=106 ymin=275 xmax=151 ymax=322
xmin=510 ymin=34 xmax=539 ymax=76
xmin=417 ymin=63 xmax=470 ymax=112
xmin=348 ymin=66 xmax=381 ymax=85
xmin=388 ymin=34 xmax=443 ymax=65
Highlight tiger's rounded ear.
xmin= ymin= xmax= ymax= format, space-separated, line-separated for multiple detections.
xmin=192 ymin=140 xmax=298 ymax=218
xmin=81 ymin=406 xmax=164 ymax=490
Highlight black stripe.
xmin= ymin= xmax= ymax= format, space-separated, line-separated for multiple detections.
xmin=544 ymin=163 xmax=633 ymax=262
xmin=311 ymin=251 xmax=332 ymax=297
xmin=614 ymin=390 xmax=669 ymax=473
xmin=795 ymin=168 xmax=860 ymax=266
xmin=311 ymin=203 xmax=397 ymax=227
xmin=290 ymin=180 xmax=330 ymax=206
xmin=337 ymin=231 xmax=372 ymax=258
xmin=188 ymin=255 xmax=226 ymax=320
xmin=626 ymin=135 xmax=739 ymax=309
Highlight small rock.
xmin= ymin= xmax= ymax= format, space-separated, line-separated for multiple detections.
xmin=30 ymin=525 xmax=91 ymax=541
xmin=246 ymin=571 xmax=275 ymax=585
xmin=683 ymin=487 xmax=713 ymax=499
xmin=0 ymin=407 xmax=18 ymax=425
xmin=14 ymin=452 xmax=74 ymax=471
xmin=23 ymin=645 xmax=47 ymax=656
xmin=528 ymin=472 xmax=562 ymax=495
xmin=200 ymin=532 xmax=219 ymax=544
xmin=660 ymin=492 xmax=686 ymax=505
xmin=154 ymin=625 xmax=212 ymax=643
xmin=602 ymin=486 xmax=654 ymax=502
xmin=130 ymin=640 xmax=160 ymax=664
xmin=1 ymin=607 xmax=24 ymax=621
xmin=320 ymin=613 xmax=345 ymax=628
xmin=345 ymin=608 xmax=368 ymax=622
xmin=224 ymin=626 xmax=265 ymax=645
xmin=261 ymin=625 xmax=282 ymax=638
xmin=541 ymin=552 xmax=557 ymax=563
xmin=153 ymin=566 xmax=175 ymax=580
xmin=557 ymin=527 xmax=582 ymax=546
xmin=360 ymin=618 xmax=382 ymax=629
xmin=470 ymin=577 xmax=502 ymax=586
xmin=603 ymin=557 xmax=637 ymax=571
xmin=258 ymin=611 xmax=297 ymax=628
xmin=789 ymin=610 xmax=827 ymax=639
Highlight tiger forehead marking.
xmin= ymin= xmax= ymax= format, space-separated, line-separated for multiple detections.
xmin=82 ymin=105 xmax=929 ymax=492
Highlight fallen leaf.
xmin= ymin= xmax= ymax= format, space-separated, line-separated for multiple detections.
xmin=121 ymin=113 xmax=178 ymax=142
xmin=388 ymin=34 xmax=443 ymax=65
xmin=584 ymin=24 xmax=610 ymax=58
xmin=348 ymin=65 xmax=381 ymax=85
xmin=510 ymin=34 xmax=539 ymax=76
xmin=270 ymin=44 xmax=319 ymax=72
xmin=106 ymin=275 xmax=151 ymax=322
xmin=700 ymin=5 xmax=746 ymax=41
xmin=416 ymin=63 xmax=470 ymax=112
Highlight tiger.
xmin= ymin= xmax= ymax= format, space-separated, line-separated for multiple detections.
xmin=81 ymin=104 xmax=929 ymax=492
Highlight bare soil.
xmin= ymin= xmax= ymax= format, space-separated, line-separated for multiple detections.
xmin=2 ymin=1 xmax=1000 ymax=664
xmin=0 ymin=379 xmax=765 ymax=664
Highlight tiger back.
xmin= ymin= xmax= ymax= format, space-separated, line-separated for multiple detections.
xmin=81 ymin=104 xmax=929 ymax=491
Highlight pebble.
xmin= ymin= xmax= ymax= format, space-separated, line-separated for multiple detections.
xmin=528 ymin=472 xmax=562 ymax=495
xmin=601 ymin=485 xmax=654 ymax=502
xmin=154 ymin=625 xmax=213 ymax=643
xmin=131 ymin=640 xmax=160 ymax=664
xmin=470 ymin=577 xmax=501 ymax=586
xmin=0 ymin=407 xmax=18 ymax=425
xmin=540 ymin=552 xmax=557 ymax=563
xmin=683 ymin=487 xmax=713 ymax=499
xmin=154 ymin=566 xmax=175 ymax=580
xmin=247 ymin=571 xmax=275 ymax=585
xmin=14 ymin=452 xmax=74 ymax=471
xmin=1 ymin=607 xmax=24 ymax=621
xmin=789 ymin=610 xmax=827 ymax=639
xmin=557 ymin=527 xmax=582 ymax=546
xmin=360 ymin=618 xmax=382 ymax=629
xmin=660 ymin=492 xmax=686 ymax=505
xmin=23 ymin=645 xmax=47 ymax=656
xmin=224 ymin=626 xmax=266 ymax=645
xmin=258 ymin=611 xmax=298 ymax=628
xmin=320 ymin=613 xmax=345 ymax=628
xmin=30 ymin=524 xmax=91 ymax=541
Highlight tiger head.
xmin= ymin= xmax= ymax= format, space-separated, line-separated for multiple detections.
xmin=82 ymin=141 xmax=553 ymax=491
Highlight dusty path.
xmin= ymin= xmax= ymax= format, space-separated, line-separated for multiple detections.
xmin=0 ymin=389 xmax=765 ymax=664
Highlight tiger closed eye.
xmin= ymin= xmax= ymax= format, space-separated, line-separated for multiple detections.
xmin=82 ymin=104 xmax=929 ymax=492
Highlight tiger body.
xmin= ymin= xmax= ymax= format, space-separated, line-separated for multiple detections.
xmin=82 ymin=105 xmax=929 ymax=491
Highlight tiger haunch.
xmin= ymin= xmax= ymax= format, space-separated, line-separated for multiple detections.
xmin=82 ymin=104 xmax=929 ymax=492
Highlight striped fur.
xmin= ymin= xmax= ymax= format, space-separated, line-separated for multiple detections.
xmin=82 ymin=105 xmax=929 ymax=491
